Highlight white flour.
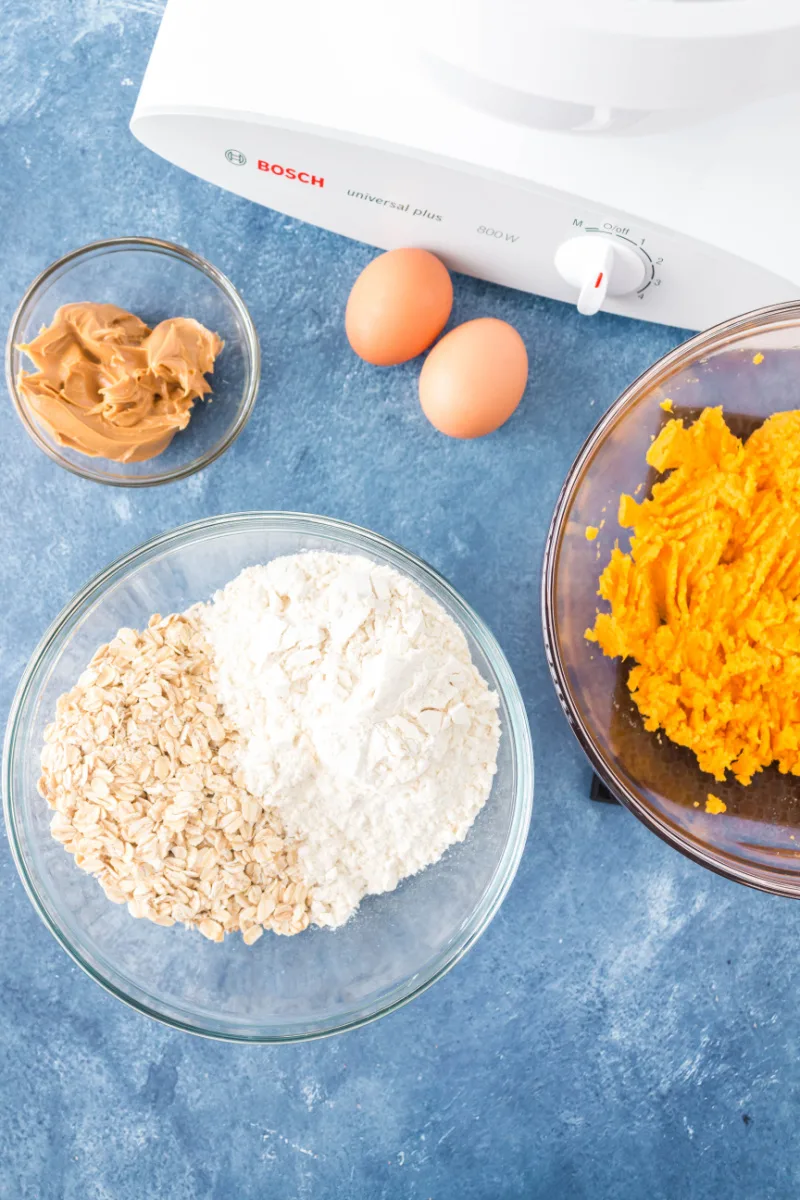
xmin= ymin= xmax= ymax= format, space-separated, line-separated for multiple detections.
xmin=201 ymin=552 xmax=500 ymax=927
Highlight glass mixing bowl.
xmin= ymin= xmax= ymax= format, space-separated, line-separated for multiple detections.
xmin=4 ymin=513 xmax=533 ymax=1041
xmin=6 ymin=238 xmax=259 ymax=487
xmin=543 ymin=301 xmax=800 ymax=896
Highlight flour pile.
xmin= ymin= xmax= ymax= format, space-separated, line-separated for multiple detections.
xmin=201 ymin=552 xmax=501 ymax=927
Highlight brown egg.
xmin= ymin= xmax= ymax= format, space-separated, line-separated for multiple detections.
xmin=345 ymin=248 xmax=453 ymax=366
xmin=418 ymin=318 xmax=528 ymax=438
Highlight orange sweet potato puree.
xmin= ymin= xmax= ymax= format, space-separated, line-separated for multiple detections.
xmin=586 ymin=406 xmax=800 ymax=786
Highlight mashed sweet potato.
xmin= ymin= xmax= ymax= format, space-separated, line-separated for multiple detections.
xmin=586 ymin=406 xmax=800 ymax=786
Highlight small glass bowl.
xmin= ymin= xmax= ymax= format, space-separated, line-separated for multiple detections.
xmin=6 ymin=238 xmax=259 ymax=487
xmin=4 ymin=513 xmax=533 ymax=1041
xmin=543 ymin=300 xmax=800 ymax=897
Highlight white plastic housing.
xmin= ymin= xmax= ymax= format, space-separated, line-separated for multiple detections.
xmin=417 ymin=0 xmax=800 ymax=134
xmin=131 ymin=0 xmax=800 ymax=330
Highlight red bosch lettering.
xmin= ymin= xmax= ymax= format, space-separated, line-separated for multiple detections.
xmin=257 ymin=161 xmax=325 ymax=188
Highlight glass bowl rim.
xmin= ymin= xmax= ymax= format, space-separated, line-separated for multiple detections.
xmin=5 ymin=236 xmax=261 ymax=489
xmin=542 ymin=299 xmax=800 ymax=897
xmin=4 ymin=511 xmax=534 ymax=1041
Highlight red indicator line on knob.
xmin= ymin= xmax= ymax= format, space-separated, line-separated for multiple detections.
xmin=594 ymin=272 xmax=604 ymax=289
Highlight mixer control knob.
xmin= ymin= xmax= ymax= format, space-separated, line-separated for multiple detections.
xmin=554 ymin=235 xmax=647 ymax=315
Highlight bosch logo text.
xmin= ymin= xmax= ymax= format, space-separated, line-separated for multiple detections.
xmin=258 ymin=161 xmax=324 ymax=187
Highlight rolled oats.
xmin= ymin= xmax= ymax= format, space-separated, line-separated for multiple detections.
xmin=38 ymin=611 xmax=312 ymax=943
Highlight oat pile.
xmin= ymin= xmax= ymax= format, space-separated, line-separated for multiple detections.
xmin=39 ymin=611 xmax=311 ymax=942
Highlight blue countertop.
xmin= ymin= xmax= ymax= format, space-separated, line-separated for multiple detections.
xmin=2 ymin=6 xmax=797 ymax=1199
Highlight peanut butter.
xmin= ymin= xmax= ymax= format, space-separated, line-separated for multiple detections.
xmin=17 ymin=303 xmax=224 ymax=463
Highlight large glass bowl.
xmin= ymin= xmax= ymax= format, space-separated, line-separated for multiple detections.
xmin=4 ymin=513 xmax=533 ymax=1041
xmin=6 ymin=238 xmax=259 ymax=487
xmin=543 ymin=300 xmax=800 ymax=897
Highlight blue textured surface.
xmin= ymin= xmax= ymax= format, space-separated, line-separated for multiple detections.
xmin=1 ymin=5 xmax=796 ymax=1199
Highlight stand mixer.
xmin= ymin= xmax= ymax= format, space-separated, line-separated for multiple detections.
xmin=132 ymin=0 xmax=800 ymax=329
